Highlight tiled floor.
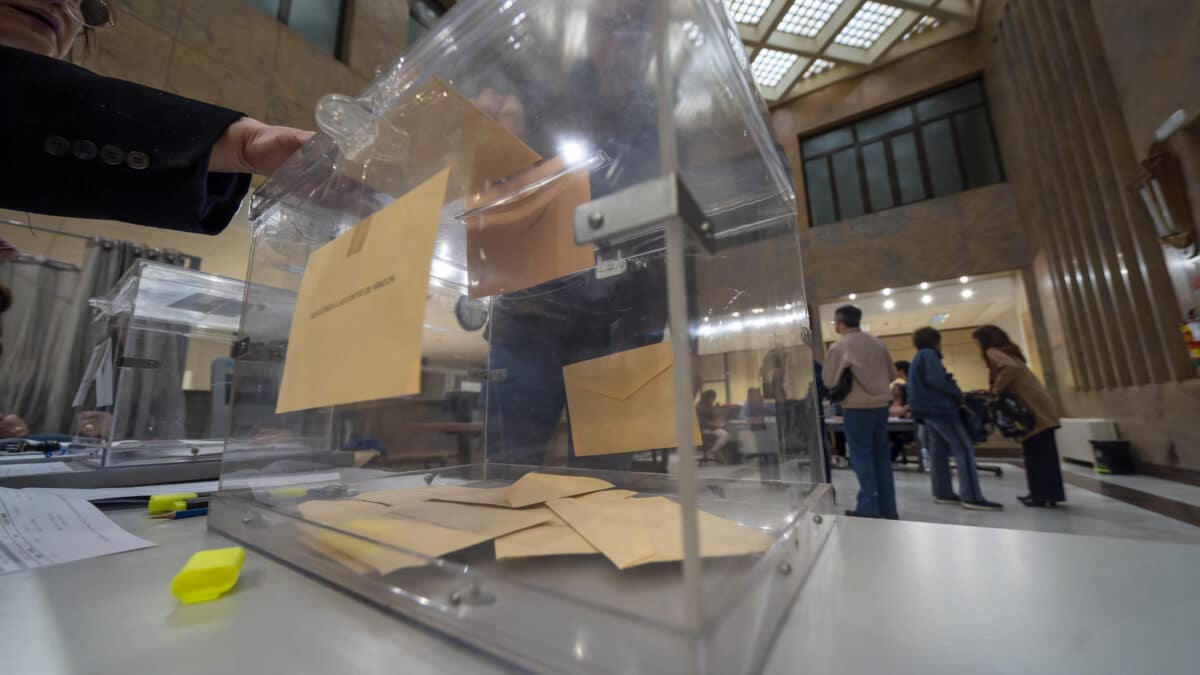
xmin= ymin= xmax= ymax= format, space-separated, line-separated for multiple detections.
xmin=831 ymin=462 xmax=1200 ymax=545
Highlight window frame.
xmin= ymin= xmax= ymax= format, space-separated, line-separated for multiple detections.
xmin=270 ymin=0 xmax=349 ymax=60
xmin=799 ymin=78 xmax=1005 ymax=227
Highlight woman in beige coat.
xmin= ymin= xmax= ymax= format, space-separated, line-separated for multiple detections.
xmin=972 ymin=325 xmax=1066 ymax=507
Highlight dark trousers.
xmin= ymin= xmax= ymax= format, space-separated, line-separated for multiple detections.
xmin=1022 ymin=428 xmax=1066 ymax=502
xmin=843 ymin=407 xmax=897 ymax=519
xmin=483 ymin=261 xmax=666 ymax=470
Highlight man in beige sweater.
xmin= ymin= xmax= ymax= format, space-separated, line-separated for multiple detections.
xmin=823 ymin=305 xmax=899 ymax=519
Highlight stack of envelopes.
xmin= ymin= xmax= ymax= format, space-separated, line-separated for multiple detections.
xmin=297 ymin=473 xmax=774 ymax=574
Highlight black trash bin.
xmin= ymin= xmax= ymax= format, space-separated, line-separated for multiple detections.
xmin=1090 ymin=440 xmax=1134 ymax=475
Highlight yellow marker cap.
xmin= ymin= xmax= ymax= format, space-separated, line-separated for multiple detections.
xmin=148 ymin=493 xmax=198 ymax=515
xmin=268 ymin=486 xmax=309 ymax=499
xmin=170 ymin=546 xmax=246 ymax=605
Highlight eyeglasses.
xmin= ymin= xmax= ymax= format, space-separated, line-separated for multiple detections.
xmin=66 ymin=0 xmax=114 ymax=28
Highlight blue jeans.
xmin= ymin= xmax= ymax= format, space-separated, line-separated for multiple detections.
xmin=922 ymin=415 xmax=986 ymax=503
xmin=843 ymin=407 xmax=897 ymax=519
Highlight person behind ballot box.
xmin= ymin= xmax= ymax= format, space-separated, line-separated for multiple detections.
xmin=0 ymin=0 xmax=311 ymax=235
xmin=479 ymin=0 xmax=677 ymax=470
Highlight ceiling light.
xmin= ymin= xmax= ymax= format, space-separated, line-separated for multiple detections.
xmin=703 ymin=316 xmax=709 ymax=322
xmin=921 ymin=294 xmax=933 ymax=305
xmin=901 ymin=15 xmax=941 ymax=41
xmin=751 ymin=49 xmax=799 ymax=88
xmin=959 ymin=276 xmax=969 ymax=284
xmin=726 ymin=0 xmax=772 ymax=25
xmin=883 ymin=299 xmax=895 ymax=310
xmin=732 ymin=312 xmax=740 ymax=317
xmin=961 ymin=289 xmax=974 ymax=299
xmin=919 ymin=282 xmax=930 ymax=290
xmin=848 ymin=293 xmax=857 ymax=300
xmin=777 ymin=0 xmax=841 ymax=37
xmin=882 ymin=288 xmax=892 ymax=296
xmin=834 ymin=2 xmax=903 ymax=49
xmin=751 ymin=307 xmax=765 ymax=314
xmin=802 ymin=58 xmax=837 ymax=80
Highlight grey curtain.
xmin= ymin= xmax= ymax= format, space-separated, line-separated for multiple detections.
xmin=0 ymin=258 xmax=80 ymax=432
xmin=1 ymin=239 xmax=195 ymax=435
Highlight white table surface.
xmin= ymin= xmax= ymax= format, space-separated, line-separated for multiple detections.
xmin=2 ymin=507 xmax=1198 ymax=675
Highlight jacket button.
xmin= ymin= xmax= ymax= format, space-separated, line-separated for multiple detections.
xmin=100 ymin=145 xmax=125 ymax=166
xmin=126 ymin=151 xmax=150 ymax=170
xmin=44 ymin=136 xmax=70 ymax=156
xmin=72 ymin=140 xmax=98 ymax=160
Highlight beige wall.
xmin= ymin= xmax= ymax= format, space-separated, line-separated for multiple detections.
xmin=877 ymin=328 xmax=991 ymax=393
xmin=1087 ymin=0 xmax=1200 ymax=155
xmin=986 ymin=0 xmax=1199 ymax=472
xmin=798 ymin=184 xmax=1027 ymax=301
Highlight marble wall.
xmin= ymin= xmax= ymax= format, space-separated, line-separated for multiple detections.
xmin=796 ymin=184 xmax=1026 ymax=301
xmin=988 ymin=0 xmax=1200 ymax=472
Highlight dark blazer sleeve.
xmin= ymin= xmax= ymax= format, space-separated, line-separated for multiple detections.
xmin=0 ymin=46 xmax=252 ymax=235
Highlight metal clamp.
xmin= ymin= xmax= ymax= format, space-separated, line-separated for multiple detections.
xmin=573 ymin=173 xmax=715 ymax=254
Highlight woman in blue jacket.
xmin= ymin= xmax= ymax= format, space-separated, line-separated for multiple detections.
xmin=907 ymin=327 xmax=1002 ymax=511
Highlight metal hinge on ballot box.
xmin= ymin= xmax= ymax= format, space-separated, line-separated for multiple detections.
xmin=572 ymin=173 xmax=715 ymax=254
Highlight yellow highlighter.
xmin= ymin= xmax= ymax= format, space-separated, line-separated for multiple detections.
xmin=170 ymin=547 xmax=246 ymax=605
xmin=148 ymin=493 xmax=198 ymax=515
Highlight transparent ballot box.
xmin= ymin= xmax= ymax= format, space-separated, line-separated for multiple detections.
xmin=70 ymin=261 xmax=260 ymax=469
xmin=212 ymin=0 xmax=833 ymax=673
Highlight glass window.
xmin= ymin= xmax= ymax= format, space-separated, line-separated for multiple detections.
xmin=861 ymin=142 xmax=893 ymax=211
xmin=954 ymin=108 xmax=1004 ymax=187
xmin=915 ymin=81 xmax=983 ymax=121
xmin=250 ymin=0 xmax=345 ymax=57
xmin=805 ymin=158 xmax=836 ymax=226
xmin=247 ymin=0 xmax=280 ymax=16
xmin=890 ymin=132 xmax=926 ymax=204
xmin=855 ymin=106 xmax=913 ymax=143
xmin=921 ymin=119 xmax=963 ymax=197
xmin=831 ymin=148 xmax=864 ymax=220
xmin=288 ymin=0 xmax=342 ymax=55
xmin=802 ymin=127 xmax=854 ymax=157
xmin=799 ymin=78 xmax=1001 ymax=225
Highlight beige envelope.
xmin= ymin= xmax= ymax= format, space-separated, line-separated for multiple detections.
xmin=297 ymin=497 xmax=550 ymax=574
xmin=353 ymin=485 xmax=467 ymax=507
xmin=275 ymin=168 xmax=451 ymax=413
xmin=430 ymin=472 xmax=615 ymax=509
xmin=465 ymin=156 xmax=596 ymax=298
xmin=366 ymin=79 xmax=543 ymax=206
xmin=546 ymin=495 xmax=774 ymax=570
xmin=562 ymin=342 xmax=703 ymax=456
xmin=493 ymin=489 xmax=637 ymax=560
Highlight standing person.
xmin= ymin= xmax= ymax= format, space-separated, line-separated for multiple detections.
xmin=907 ymin=327 xmax=1002 ymax=511
xmin=972 ymin=325 xmax=1066 ymax=507
xmin=822 ymin=305 xmax=898 ymax=519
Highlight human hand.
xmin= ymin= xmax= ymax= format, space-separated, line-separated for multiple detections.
xmin=75 ymin=410 xmax=113 ymax=438
xmin=473 ymin=87 xmax=526 ymax=137
xmin=0 ymin=414 xmax=28 ymax=438
xmin=210 ymin=118 xmax=315 ymax=177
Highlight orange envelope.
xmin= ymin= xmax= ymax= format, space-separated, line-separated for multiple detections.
xmin=562 ymin=342 xmax=703 ymax=456
xmin=275 ymin=168 xmax=450 ymax=413
xmin=465 ymin=156 xmax=596 ymax=298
